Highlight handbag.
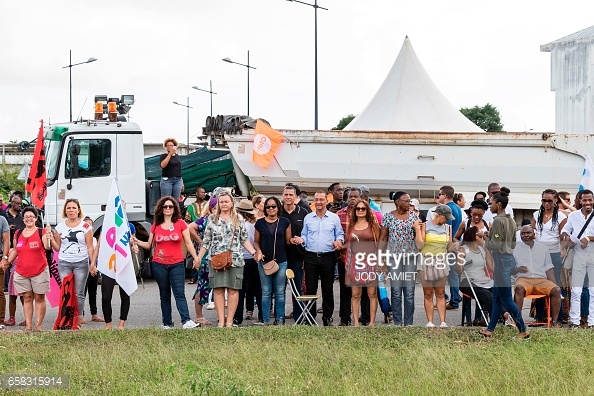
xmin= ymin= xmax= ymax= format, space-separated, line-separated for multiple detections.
xmin=211 ymin=227 xmax=235 ymax=271
xmin=262 ymin=220 xmax=280 ymax=276
xmin=562 ymin=211 xmax=594 ymax=270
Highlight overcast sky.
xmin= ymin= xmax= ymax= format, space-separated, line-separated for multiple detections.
xmin=1 ymin=1 xmax=592 ymax=144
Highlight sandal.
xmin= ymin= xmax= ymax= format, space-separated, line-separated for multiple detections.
xmin=478 ymin=329 xmax=493 ymax=338
xmin=514 ymin=332 xmax=530 ymax=340
xmin=18 ymin=320 xmax=26 ymax=326
xmin=244 ymin=311 xmax=253 ymax=320
xmin=92 ymin=315 xmax=105 ymax=323
xmin=196 ymin=317 xmax=212 ymax=326
xmin=4 ymin=317 xmax=15 ymax=326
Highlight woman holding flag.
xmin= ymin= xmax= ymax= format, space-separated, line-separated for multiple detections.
xmin=48 ymin=199 xmax=96 ymax=326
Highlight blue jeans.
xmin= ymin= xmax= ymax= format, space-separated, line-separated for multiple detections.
xmin=258 ymin=261 xmax=288 ymax=324
xmin=58 ymin=258 xmax=90 ymax=316
xmin=152 ymin=261 xmax=191 ymax=326
xmin=288 ymin=261 xmax=304 ymax=321
xmin=160 ymin=177 xmax=183 ymax=202
xmin=389 ymin=255 xmax=416 ymax=325
xmin=487 ymin=253 xmax=526 ymax=333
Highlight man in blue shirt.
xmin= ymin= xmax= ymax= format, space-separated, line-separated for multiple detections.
xmin=295 ymin=190 xmax=344 ymax=326
xmin=439 ymin=185 xmax=463 ymax=310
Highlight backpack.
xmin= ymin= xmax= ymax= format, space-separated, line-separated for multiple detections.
xmin=15 ymin=228 xmax=54 ymax=266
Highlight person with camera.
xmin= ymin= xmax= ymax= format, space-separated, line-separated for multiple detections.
xmin=160 ymin=138 xmax=183 ymax=202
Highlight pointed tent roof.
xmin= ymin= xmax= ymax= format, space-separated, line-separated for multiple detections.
xmin=345 ymin=37 xmax=483 ymax=132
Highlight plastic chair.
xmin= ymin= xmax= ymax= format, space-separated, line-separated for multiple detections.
xmin=286 ymin=269 xmax=320 ymax=326
xmin=525 ymin=294 xmax=551 ymax=328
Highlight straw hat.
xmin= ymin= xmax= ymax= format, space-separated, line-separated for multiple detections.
xmin=236 ymin=199 xmax=258 ymax=215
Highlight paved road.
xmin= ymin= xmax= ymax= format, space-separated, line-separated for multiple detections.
xmin=3 ymin=277 xmax=536 ymax=331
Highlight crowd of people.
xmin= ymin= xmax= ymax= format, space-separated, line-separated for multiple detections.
xmin=1 ymin=143 xmax=593 ymax=334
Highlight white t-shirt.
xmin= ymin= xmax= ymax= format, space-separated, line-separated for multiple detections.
xmin=533 ymin=210 xmax=567 ymax=253
xmin=56 ymin=220 xmax=92 ymax=262
xmin=513 ymin=241 xmax=553 ymax=279
xmin=483 ymin=204 xmax=513 ymax=224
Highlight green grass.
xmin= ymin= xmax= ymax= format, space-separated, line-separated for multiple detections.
xmin=1 ymin=326 xmax=592 ymax=395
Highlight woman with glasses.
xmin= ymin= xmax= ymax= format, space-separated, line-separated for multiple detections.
xmin=2 ymin=207 xmax=51 ymax=331
xmin=197 ymin=191 xmax=261 ymax=327
xmin=454 ymin=200 xmax=490 ymax=241
xmin=133 ymin=197 xmax=200 ymax=329
xmin=48 ymin=198 xmax=96 ymax=326
xmin=531 ymin=189 xmax=567 ymax=326
xmin=346 ymin=199 xmax=380 ymax=326
xmin=379 ymin=191 xmax=422 ymax=326
xmin=254 ymin=197 xmax=291 ymax=325
xmin=480 ymin=187 xmax=529 ymax=339
xmin=159 ymin=138 xmax=183 ymax=201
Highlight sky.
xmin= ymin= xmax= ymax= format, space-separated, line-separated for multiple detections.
xmin=1 ymin=0 xmax=593 ymax=144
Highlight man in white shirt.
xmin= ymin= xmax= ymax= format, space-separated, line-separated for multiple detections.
xmin=561 ymin=189 xmax=594 ymax=328
xmin=513 ymin=225 xmax=562 ymax=326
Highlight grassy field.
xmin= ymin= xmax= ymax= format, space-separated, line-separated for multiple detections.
xmin=1 ymin=326 xmax=592 ymax=395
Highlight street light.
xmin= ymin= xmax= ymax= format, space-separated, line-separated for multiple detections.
xmin=192 ymin=81 xmax=217 ymax=117
xmin=286 ymin=0 xmax=327 ymax=130
xmin=173 ymin=97 xmax=192 ymax=154
xmin=62 ymin=49 xmax=97 ymax=122
xmin=222 ymin=51 xmax=256 ymax=116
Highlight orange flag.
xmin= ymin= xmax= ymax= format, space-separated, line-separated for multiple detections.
xmin=252 ymin=119 xmax=284 ymax=168
xmin=26 ymin=120 xmax=47 ymax=208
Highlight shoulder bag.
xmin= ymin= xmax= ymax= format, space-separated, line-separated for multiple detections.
xmin=211 ymin=224 xmax=234 ymax=271
xmin=262 ymin=220 xmax=280 ymax=276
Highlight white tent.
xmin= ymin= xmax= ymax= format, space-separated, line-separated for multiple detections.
xmin=345 ymin=37 xmax=483 ymax=132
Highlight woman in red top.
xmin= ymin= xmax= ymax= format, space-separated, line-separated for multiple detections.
xmin=2 ymin=207 xmax=51 ymax=331
xmin=134 ymin=196 xmax=200 ymax=329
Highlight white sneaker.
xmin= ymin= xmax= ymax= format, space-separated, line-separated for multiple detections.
xmin=426 ymin=322 xmax=435 ymax=328
xmin=253 ymin=320 xmax=265 ymax=326
xmin=206 ymin=302 xmax=215 ymax=310
xmin=505 ymin=316 xmax=515 ymax=327
xmin=440 ymin=322 xmax=448 ymax=328
xmin=182 ymin=320 xmax=200 ymax=329
xmin=162 ymin=325 xmax=172 ymax=330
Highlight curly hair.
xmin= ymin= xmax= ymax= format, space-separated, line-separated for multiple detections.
xmin=163 ymin=138 xmax=178 ymax=148
xmin=347 ymin=199 xmax=380 ymax=240
xmin=153 ymin=196 xmax=181 ymax=225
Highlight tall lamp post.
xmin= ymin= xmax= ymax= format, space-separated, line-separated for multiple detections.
xmin=222 ymin=51 xmax=256 ymax=116
xmin=62 ymin=49 xmax=97 ymax=122
xmin=192 ymin=81 xmax=217 ymax=117
xmin=173 ymin=97 xmax=192 ymax=154
xmin=286 ymin=0 xmax=327 ymax=130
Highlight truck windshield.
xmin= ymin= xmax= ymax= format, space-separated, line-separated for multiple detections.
xmin=46 ymin=140 xmax=60 ymax=180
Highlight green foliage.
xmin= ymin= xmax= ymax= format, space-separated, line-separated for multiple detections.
xmin=332 ymin=114 xmax=356 ymax=130
xmin=460 ymin=103 xmax=504 ymax=132
xmin=0 ymin=164 xmax=25 ymax=199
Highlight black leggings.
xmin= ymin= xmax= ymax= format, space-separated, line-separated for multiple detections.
xmin=459 ymin=278 xmax=492 ymax=320
xmin=101 ymin=275 xmax=130 ymax=324
xmin=85 ymin=273 xmax=99 ymax=316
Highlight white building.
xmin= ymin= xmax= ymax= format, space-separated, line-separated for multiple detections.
xmin=541 ymin=25 xmax=594 ymax=134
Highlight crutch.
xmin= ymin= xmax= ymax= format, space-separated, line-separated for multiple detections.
xmin=464 ymin=270 xmax=489 ymax=324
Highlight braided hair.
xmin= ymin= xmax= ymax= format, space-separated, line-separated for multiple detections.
xmin=536 ymin=189 xmax=559 ymax=232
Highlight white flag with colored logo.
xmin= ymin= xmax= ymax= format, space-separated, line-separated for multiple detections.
xmin=97 ymin=179 xmax=138 ymax=295
xmin=579 ymin=154 xmax=594 ymax=192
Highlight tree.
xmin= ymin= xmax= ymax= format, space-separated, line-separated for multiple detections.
xmin=460 ymin=103 xmax=504 ymax=132
xmin=0 ymin=164 xmax=25 ymax=200
xmin=332 ymin=114 xmax=356 ymax=130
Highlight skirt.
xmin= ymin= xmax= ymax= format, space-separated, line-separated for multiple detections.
xmin=208 ymin=265 xmax=243 ymax=290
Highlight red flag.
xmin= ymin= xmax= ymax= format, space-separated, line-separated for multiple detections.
xmin=53 ymin=273 xmax=79 ymax=330
xmin=25 ymin=120 xmax=47 ymax=208
xmin=252 ymin=119 xmax=284 ymax=169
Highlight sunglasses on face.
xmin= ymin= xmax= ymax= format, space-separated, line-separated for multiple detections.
xmin=355 ymin=207 xmax=367 ymax=211
xmin=162 ymin=205 xmax=175 ymax=209
xmin=265 ymin=205 xmax=277 ymax=209
xmin=541 ymin=199 xmax=554 ymax=203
